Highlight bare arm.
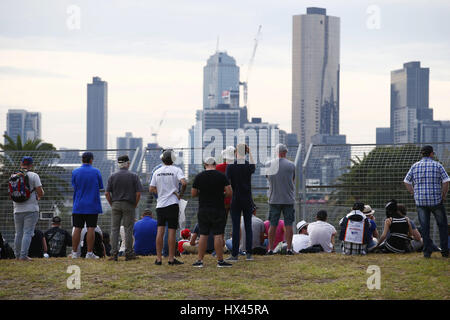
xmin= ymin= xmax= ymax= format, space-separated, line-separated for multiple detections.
xmin=105 ymin=192 xmax=112 ymax=206
xmin=191 ymin=187 xmax=199 ymax=198
xmin=35 ymin=186 xmax=44 ymax=200
xmin=42 ymin=236 xmax=48 ymax=254
xmin=176 ymin=178 xmax=187 ymax=199
xmin=135 ymin=192 xmax=141 ymax=208
xmin=404 ymin=182 xmax=414 ymax=196
xmin=442 ymin=181 xmax=449 ymax=201
xmin=377 ymin=219 xmax=391 ymax=246
xmin=224 ymin=185 xmax=232 ymax=198
xmin=149 ymin=186 xmax=157 ymax=194
xmin=190 ymin=233 xmax=198 ymax=246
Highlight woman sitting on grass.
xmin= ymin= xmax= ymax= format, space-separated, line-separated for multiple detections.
xmin=375 ymin=199 xmax=414 ymax=253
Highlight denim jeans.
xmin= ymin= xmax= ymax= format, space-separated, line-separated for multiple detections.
xmin=230 ymin=204 xmax=252 ymax=257
xmin=225 ymin=239 xmax=245 ymax=255
xmin=14 ymin=211 xmax=39 ymax=259
xmin=417 ymin=204 xmax=449 ymax=256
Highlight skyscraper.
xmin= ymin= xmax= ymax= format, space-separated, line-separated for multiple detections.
xmin=391 ymin=61 xmax=432 ymax=143
xmin=116 ymin=132 xmax=143 ymax=164
xmin=203 ymin=51 xmax=240 ymax=109
xmin=87 ymin=76 xmax=108 ymax=150
xmin=6 ymin=109 xmax=41 ymax=143
xmin=291 ymin=7 xmax=340 ymax=147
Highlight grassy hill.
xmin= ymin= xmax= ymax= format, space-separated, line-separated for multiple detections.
xmin=0 ymin=253 xmax=448 ymax=300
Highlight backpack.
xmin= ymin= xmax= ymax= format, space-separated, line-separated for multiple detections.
xmin=81 ymin=232 xmax=105 ymax=258
xmin=8 ymin=170 xmax=33 ymax=203
xmin=46 ymin=229 xmax=66 ymax=257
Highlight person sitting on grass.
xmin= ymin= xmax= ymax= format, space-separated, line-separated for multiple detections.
xmin=362 ymin=205 xmax=379 ymax=252
xmin=339 ymin=203 xmax=372 ymax=255
xmin=375 ymin=200 xmax=414 ymax=254
xmin=178 ymin=228 xmax=191 ymax=255
xmin=396 ymin=204 xmax=424 ymax=252
xmin=307 ymin=210 xmax=336 ymax=253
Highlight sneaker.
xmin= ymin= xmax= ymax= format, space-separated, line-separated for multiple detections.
xmin=71 ymin=251 xmax=79 ymax=259
xmin=286 ymin=249 xmax=294 ymax=256
xmin=266 ymin=250 xmax=274 ymax=256
xmin=226 ymin=255 xmax=238 ymax=262
xmin=217 ymin=260 xmax=233 ymax=268
xmin=246 ymin=253 xmax=254 ymax=261
xmin=85 ymin=252 xmax=99 ymax=259
xmin=168 ymin=258 xmax=184 ymax=265
xmin=108 ymin=254 xmax=118 ymax=261
xmin=192 ymin=260 xmax=204 ymax=268
xmin=125 ymin=254 xmax=138 ymax=261
xmin=155 ymin=259 xmax=162 ymax=265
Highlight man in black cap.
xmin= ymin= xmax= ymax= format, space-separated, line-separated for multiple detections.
xmin=105 ymin=155 xmax=144 ymax=261
xmin=404 ymin=145 xmax=449 ymax=258
xmin=44 ymin=216 xmax=72 ymax=257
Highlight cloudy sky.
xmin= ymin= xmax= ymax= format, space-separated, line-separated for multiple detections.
xmin=0 ymin=0 xmax=449 ymax=149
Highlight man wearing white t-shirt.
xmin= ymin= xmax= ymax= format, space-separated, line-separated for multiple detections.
xmin=307 ymin=211 xmax=336 ymax=253
xmin=149 ymin=150 xmax=187 ymax=266
xmin=292 ymin=220 xmax=310 ymax=253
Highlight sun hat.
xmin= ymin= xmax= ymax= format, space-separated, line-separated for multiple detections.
xmin=363 ymin=205 xmax=375 ymax=216
xmin=296 ymin=220 xmax=308 ymax=231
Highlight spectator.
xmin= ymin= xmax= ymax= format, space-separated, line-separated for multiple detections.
xmin=28 ymin=229 xmax=48 ymax=258
xmin=178 ymin=228 xmax=191 ymax=254
xmin=339 ymin=203 xmax=372 ymax=255
xmin=239 ymin=209 xmax=266 ymax=255
xmin=11 ymin=156 xmax=44 ymax=261
xmin=362 ymin=205 xmax=379 ymax=252
xmin=226 ymin=143 xmax=256 ymax=262
xmin=44 ymin=216 xmax=72 ymax=257
xmin=0 ymin=231 xmax=15 ymax=259
xmin=216 ymin=146 xmax=235 ymax=250
xmin=264 ymin=219 xmax=285 ymax=251
xmin=191 ymin=157 xmax=233 ymax=267
xmin=397 ymin=204 xmax=423 ymax=252
xmin=102 ymin=232 xmax=111 ymax=256
xmin=404 ymin=145 xmax=449 ymax=258
xmin=376 ymin=200 xmax=414 ymax=254
xmin=183 ymin=223 xmax=215 ymax=254
xmin=265 ymin=144 xmax=296 ymax=255
xmin=71 ymin=152 xmax=104 ymax=259
xmin=292 ymin=220 xmax=310 ymax=253
xmin=72 ymin=225 xmax=105 ymax=257
xmin=307 ymin=210 xmax=336 ymax=253
xmin=149 ymin=149 xmax=187 ymax=266
xmin=105 ymin=154 xmax=144 ymax=261
xmin=133 ymin=209 xmax=158 ymax=256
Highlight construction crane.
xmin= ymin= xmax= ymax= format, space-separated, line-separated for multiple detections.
xmin=150 ymin=111 xmax=167 ymax=144
xmin=240 ymin=25 xmax=262 ymax=107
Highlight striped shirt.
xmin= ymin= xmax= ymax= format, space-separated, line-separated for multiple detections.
xmin=404 ymin=157 xmax=450 ymax=206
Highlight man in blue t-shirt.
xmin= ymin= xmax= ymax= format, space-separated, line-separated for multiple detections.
xmin=71 ymin=152 xmax=104 ymax=259
xmin=134 ymin=209 xmax=158 ymax=255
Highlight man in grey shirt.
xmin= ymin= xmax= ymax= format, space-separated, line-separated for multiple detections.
xmin=105 ymin=155 xmax=144 ymax=261
xmin=239 ymin=210 xmax=266 ymax=254
xmin=265 ymin=144 xmax=296 ymax=255
xmin=12 ymin=156 xmax=45 ymax=261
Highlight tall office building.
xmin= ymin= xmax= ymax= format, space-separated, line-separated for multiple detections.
xmin=87 ymin=76 xmax=108 ymax=150
xmin=6 ymin=109 xmax=41 ymax=143
xmin=203 ymin=51 xmax=240 ymax=109
xmin=391 ymin=62 xmax=432 ymax=144
xmin=116 ymin=132 xmax=143 ymax=167
xmin=292 ymin=7 xmax=340 ymax=147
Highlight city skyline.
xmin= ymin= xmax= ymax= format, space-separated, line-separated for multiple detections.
xmin=1 ymin=1 xmax=450 ymax=149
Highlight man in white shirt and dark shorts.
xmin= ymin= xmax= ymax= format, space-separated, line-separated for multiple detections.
xmin=149 ymin=149 xmax=187 ymax=266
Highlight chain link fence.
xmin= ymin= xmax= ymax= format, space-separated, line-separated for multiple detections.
xmin=1 ymin=143 xmax=448 ymax=252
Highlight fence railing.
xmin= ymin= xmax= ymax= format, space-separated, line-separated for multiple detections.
xmin=1 ymin=142 xmax=449 ymax=251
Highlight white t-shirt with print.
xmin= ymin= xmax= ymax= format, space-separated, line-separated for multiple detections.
xmin=307 ymin=221 xmax=336 ymax=253
xmin=13 ymin=171 xmax=42 ymax=214
xmin=150 ymin=165 xmax=185 ymax=209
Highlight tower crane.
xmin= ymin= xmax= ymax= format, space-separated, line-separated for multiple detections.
xmin=240 ymin=25 xmax=262 ymax=107
xmin=150 ymin=111 xmax=167 ymax=144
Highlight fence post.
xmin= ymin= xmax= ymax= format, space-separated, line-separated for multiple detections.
xmin=302 ymin=144 xmax=313 ymax=221
xmin=294 ymin=144 xmax=302 ymax=224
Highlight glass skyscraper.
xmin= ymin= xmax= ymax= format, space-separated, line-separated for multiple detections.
xmin=291 ymin=7 xmax=340 ymax=147
xmin=87 ymin=76 xmax=108 ymax=150
xmin=6 ymin=109 xmax=41 ymax=144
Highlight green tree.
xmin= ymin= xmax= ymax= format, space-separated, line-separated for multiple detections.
xmin=329 ymin=144 xmax=425 ymax=211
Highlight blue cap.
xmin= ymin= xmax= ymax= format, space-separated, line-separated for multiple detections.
xmin=21 ymin=156 xmax=33 ymax=165
xmin=82 ymin=152 xmax=94 ymax=162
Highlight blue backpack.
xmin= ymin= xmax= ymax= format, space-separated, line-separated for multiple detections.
xmin=8 ymin=170 xmax=33 ymax=203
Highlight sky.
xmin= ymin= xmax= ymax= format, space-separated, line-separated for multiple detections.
xmin=0 ymin=0 xmax=449 ymax=149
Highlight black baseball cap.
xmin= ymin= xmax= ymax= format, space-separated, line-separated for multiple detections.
xmin=118 ymin=155 xmax=130 ymax=163
xmin=52 ymin=216 xmax=62 ymax=224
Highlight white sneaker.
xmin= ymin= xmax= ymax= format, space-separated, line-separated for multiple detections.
xmin=85 ymin=252 xmax=99 ymax=259
xmin=71 ymin=251 xmax=79 ymax=259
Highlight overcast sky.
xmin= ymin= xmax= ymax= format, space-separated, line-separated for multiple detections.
xmin=0 ymin=0 xmax=449 ymax=149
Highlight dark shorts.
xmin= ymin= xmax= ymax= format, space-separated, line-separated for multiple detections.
xmin=269 ymin=204 xmax=295 ymax=226
xmin=156 ymin=204 xmax=179 ymax=229
xmin=198 ymin=207 xmax=226 ymax=236
xmin=72 ymin=214 xmax=99 ymax=228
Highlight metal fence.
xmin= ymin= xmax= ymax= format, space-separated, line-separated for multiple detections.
xmin=1 ymin=142 xmax=448 ymax=252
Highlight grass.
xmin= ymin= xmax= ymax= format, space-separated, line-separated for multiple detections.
xmin=0 ymin=252 xmax=448 ymax=300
